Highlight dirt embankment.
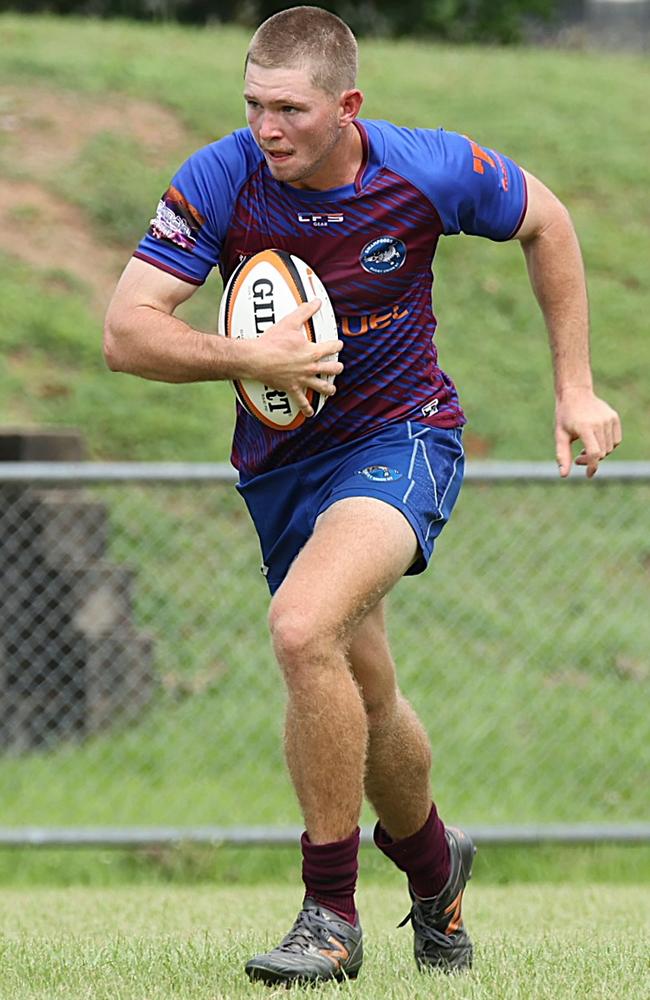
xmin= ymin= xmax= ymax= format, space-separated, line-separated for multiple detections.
xmin=0 ymin=86 xmax=194 ymax=313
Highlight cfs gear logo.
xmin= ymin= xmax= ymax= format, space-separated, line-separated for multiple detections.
xmin=360 ymin=236 xmax=407 ymax=274
xmin=357 ymin=465 xmax=402 ymax=482
xmin=297 ymin=213 xmax=344 ymax=227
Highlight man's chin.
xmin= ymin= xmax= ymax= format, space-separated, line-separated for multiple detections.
xmin=267 ymin=161 xmax=307 ymax=185
xmin=266 ymin=155 xmax=297 ymax=175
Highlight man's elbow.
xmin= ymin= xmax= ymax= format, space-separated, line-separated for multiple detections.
xmin=102 ymin=311 xmax=133 ymax=373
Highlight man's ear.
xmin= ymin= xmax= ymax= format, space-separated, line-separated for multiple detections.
xmin=339 ymin=89 xmax=364 ymax=125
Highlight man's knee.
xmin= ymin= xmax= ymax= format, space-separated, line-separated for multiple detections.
xmin=363 ymin=690 xmax=398 ymax=728
xmin=268 ymin=598 xmax=339 ymax=681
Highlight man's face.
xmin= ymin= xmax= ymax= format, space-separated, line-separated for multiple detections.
xmin=244 ymin=62 xmax=344 ymax=189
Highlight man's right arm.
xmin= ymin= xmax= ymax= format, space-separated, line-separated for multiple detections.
xmin=103 ymin=257 xmax=343 ymax=416
xmin=104 ymin=257 xmax=254 ymax=384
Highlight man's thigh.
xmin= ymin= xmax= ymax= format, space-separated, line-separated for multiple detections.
xmin=237 ymin=423 xmax=464 ymax=595
xmin=271 ymin=496 xmax=418 ymax=639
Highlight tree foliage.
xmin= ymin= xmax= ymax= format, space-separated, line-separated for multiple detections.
xmin=0 ymin=0 xmax=559 ymax=43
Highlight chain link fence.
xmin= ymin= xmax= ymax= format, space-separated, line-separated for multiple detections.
xmin=0 ymin=462 xmax=648 ymax=842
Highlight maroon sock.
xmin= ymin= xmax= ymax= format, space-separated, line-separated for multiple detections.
xmin=373 ymin=803 xmax=451 ymax=898
xmin=301 ymin=827 xmax=360 ymax=925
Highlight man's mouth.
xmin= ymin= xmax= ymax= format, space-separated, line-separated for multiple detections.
xmin=265 ymin=149 xmax=293 ymax=161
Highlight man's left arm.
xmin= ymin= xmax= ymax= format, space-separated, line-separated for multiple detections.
xmin=515 ymin=170 xmax=622 ymax=477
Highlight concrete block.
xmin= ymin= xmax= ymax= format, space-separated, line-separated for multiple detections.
xmin=28 ymin=492 xmax=109 ymax=563
xmin=0 ymin=428 xmax=87 ymax=462
xmin=84 ymin=631 xmax=155 ymax=732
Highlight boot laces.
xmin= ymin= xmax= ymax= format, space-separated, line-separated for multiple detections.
xmin=398 ymin=903 xmax=457 ymax=949
xmin=278 ymin=908 xmax=333 ymax=954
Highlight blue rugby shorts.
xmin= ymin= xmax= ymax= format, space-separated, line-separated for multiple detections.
xmin=236 ymin=422 xmax=465 ymax=594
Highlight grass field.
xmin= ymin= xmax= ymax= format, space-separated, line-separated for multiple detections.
xmin=0 ymin=19 xmax=648 ymax=997
xmin=2 ymin=841 xmax=650 ymax=887
xmin=1 ymin=883 xmax=649 ymax=999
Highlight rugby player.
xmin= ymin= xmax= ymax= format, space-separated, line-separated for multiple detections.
xmin=104 ymin=5 xmax=622 ymax=986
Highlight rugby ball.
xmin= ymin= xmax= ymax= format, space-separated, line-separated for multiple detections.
xmin=217 ymin=249 xmax=338 ymax=430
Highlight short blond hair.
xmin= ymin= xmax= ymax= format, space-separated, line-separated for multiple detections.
xmin=246 ymin=6 xmax=358 ymax=97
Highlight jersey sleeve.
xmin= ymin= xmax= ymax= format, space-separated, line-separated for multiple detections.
xmin=427 ymin=129 xmax=527 ymax=241
xmin=133 ymin=132 xmax=260 ymax=285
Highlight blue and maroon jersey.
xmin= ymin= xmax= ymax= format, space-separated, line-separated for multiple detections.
xmin=134 ymin=120 xmax=527 ymax=477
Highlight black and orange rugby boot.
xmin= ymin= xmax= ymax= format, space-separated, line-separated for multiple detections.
xmin=399 ymin=826 xmax=476 ymax=973
xmin=245 ymin=897 xmax=363 ymax=986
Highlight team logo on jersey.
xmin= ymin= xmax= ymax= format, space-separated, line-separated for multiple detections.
xmin=297 ymin=213 xmax=344 ymax=228
xmin=339 ymin=303 xmax=409 ymax=338
xmin=360 ymin=236 xmax=407 ymax=274
xmin=357 ymin=465 xmax=403 ymax=482
xmin=148 ymin=185 xmax=205 ymax=253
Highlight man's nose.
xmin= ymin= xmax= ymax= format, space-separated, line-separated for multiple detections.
xmin=258 ymin=111 xmax=283 ymax=142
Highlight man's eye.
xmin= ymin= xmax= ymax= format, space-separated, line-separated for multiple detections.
xmin=282 ymin=106 xmax=298 ymax=114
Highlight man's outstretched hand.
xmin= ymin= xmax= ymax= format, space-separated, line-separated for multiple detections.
xmin=555 ymin=387 xmax=622 ymax=478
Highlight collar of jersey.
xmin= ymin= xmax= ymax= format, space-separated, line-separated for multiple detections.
xmin=273 ymin=120 xmax=382 ymax=202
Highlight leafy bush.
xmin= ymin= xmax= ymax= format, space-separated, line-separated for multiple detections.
xmin=0 ymin=0 xmax=559 ymax=43
xmin=370 ymin=0 xmax=558 ymax=42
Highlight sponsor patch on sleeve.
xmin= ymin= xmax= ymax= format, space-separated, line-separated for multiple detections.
xmin=148 ymin=185 xmax=206 ymax=253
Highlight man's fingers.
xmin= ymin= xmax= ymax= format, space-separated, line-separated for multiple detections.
xmin=575 ymin=417 xmax=622 ymax=472
xmin=307 ymin=376 xmax=337 ymax=397
xmin=313 ymin=339 xmax=344 ymax=362
xmin=612 ymin=413 xmax=623 ymax=449
xmin=576 ymin=456 xmax=601 ymax=478
xmin=598 ymin=413 xmax=622 ymax=456
xmin=314 ymin=356 xmax=344 ymax=378
xmin=558 ymin=420 xmax=617 ymax=478
xmin=556 ymin=397 xmax=622 ymax=479
xmin=292 ymin=376 xmax=338 ymax=415
xmin=576 ymin=428 xmax=605 ymax=477
xmin=292 ymin=298 xmax=322 ymax=321
xmin=286 ymin=297 xmax=327 ymax=331
xmin=602 ymin=423 xmax=614 ymax=456
xmin=291 ymin=388 xmax=314 ymax=417
xmin=555 ymin=427 xmax=573 ymax=478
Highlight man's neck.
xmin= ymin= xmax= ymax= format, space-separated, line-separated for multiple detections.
xmin=291 ymin=122 xmax=363 ymax=192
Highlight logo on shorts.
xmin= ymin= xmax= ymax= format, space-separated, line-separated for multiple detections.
xmin=360 ymin=236 xmax=407 ymax=274
xmin=357 ymin=465 xmax=402 ymax=482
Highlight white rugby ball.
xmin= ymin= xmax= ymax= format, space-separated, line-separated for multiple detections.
xmin=217 ymin=249 xmax=338 ymax=430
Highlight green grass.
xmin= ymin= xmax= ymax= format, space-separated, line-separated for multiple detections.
xmin=0 ymin=883 xmax=648 ymax=999
xmin=54 ymin=130 xmax=178 ymax=247
xmin=0 ymin=254 xmax=231 ymax=460
xmin=2 ymin=842 xmax=650 ymax=888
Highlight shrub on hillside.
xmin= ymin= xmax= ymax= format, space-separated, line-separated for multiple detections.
xmin=1 ymin=0 xmax=559 ymax=43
